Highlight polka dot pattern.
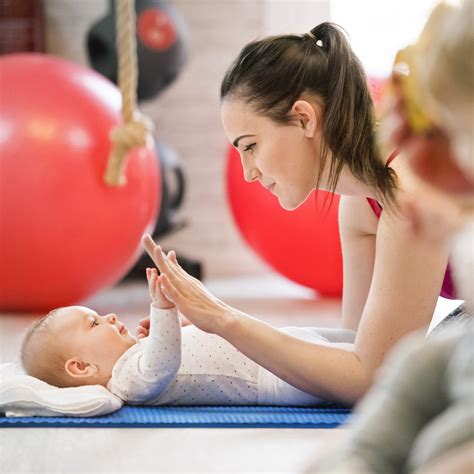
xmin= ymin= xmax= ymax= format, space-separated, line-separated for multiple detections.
xmin=107 ymin=306 xmax=181 ymax=403
xmin=108 ymin=308 xmax=329 ymax=406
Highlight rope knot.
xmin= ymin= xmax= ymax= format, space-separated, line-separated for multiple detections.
xmin=103 ymin=0 xmax=155 ymax=187
xmin=104 ymin=116 xmax=154 ymax=187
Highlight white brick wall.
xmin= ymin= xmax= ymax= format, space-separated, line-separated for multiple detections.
xmin=44 ymin=0 xmax=330 ymax=279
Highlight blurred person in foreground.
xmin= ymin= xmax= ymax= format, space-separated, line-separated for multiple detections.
xmin=312 ymin=1 xmax=474 ymax=472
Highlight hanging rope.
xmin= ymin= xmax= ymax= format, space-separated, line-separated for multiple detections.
xmin=104 ymin=0 xmax=154 ymax=187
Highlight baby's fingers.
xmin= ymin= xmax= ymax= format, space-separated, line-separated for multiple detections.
xmin=138 ymin=315 xmax=151 ymax=327
xmin=149 ymin=271 xmax=157 ymax=290
xmin=136 ymin=325 xmax=149 ymax=339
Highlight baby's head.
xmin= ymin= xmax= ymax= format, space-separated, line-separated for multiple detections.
xmin=21 ymin=306 xmax=137 ymax=388
xmin=404 ymin=0 xmax=474 ymax=196
xmin=420 ymin=0 xmax=474 ymax=183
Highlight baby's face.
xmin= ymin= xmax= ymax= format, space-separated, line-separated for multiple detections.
xmin=51 ymin=306 xmax=137 ymax=378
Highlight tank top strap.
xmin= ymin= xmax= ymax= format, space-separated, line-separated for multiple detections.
xmin=366 ymin=197 xmax=382 ymax=217
xmin=386 ymin=148 xmax=400 ymax=166
xmin=366 ymin=149 xmax=400 ymax=217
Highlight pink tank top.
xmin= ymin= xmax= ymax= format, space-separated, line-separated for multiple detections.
xmin=366 ymin=151 xmax=455 ymax=299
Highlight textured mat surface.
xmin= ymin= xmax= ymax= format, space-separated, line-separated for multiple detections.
xmin=0 ymin=405 xmax=351 ymax=428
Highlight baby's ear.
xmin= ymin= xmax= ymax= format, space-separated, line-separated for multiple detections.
xmin=64 ymin=358 xmax=98 ymax=379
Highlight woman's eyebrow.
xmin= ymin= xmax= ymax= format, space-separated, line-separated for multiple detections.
xmin=233 ymin=134 xmax=256 ymax=147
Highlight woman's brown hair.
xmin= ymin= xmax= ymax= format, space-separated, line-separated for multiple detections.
xmin=220 ymin=22 xmax=397 ymax=204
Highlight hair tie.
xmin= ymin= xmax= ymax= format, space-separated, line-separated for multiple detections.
xmin=306 ymin=31 xmax=323 ymax=47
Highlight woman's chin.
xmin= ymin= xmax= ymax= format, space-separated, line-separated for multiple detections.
xmin=280 ymin=188 xmax=317 ymax=211
xmin=278 ymin=195 xmax=302 ymax=211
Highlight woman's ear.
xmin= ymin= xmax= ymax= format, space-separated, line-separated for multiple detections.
xmin=291 ymin=100 xmax=320 ymax=138
xmin=64 ymin=358 xmax=98 ymax=379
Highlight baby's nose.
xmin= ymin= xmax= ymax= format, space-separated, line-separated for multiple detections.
xmin=106 ymin=313 xmax=117 ymax=323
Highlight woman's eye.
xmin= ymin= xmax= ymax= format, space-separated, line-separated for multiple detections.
xmin=244 ymin=143 xmax=256 ymax=153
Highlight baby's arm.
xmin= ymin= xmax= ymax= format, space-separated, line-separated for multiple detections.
xmin=108 ymin=267 xmax=181 ymax=403
xmin=108 ymin=304 xmax=181 ymax=404
xmin=137 ymin=304 xmax=182 ymax=392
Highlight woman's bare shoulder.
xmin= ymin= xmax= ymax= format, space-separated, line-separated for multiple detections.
xmin=339 ymin=195 xmax=379 ymax=237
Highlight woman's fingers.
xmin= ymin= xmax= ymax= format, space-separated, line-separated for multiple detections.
xmin=143 ymin=234 xmax=182 ymax=276
xmin=152 ymin=245 xmax=172 ymax=274
xmin=143 ymin=235 xmax=171 ymax=273
xmin=142 ymin=234 xmax=156 ymax=261
xmin=159 ymin=274 xmax=181 ymax=305
xmin=143 ymin=235 xmax=196 ymax=294
xmin=168 ymin=250 xmax=178 ymax=265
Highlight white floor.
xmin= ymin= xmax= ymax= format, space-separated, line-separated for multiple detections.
xmin=0 ymin=274 xmax=348 ymax=473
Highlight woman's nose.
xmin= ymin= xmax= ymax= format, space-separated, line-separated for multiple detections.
xmin=243 ymin=167 xmax=260 ymax=183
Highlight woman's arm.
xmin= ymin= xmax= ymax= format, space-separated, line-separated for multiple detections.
xmin=354 ymin=195 xmax=448 ymax=376
xmin=145 ymin=237 xmax=366 ymax=404
xmin=144 ymin=202 xmax=448 ymax=405
xmin=218 ymin=196 xmax=447 ymax=403
xmin=339 ymin=196 xmax=378 ymax=331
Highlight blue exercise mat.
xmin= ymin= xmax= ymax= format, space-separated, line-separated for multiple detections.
xmin=0 ymin=405 xmax=351 ymax=428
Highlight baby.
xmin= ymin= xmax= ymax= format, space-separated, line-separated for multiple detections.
xmin=21 ymin=250 xmax=353 ymax=406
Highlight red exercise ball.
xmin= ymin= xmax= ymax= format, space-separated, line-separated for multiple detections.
xmin=226 ymin=147 xmax=342 ymax=297
xmin=0 ymin=54 xmax=160 ymax=312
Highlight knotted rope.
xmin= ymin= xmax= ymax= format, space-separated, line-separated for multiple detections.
xmin=104 ymin=0 xmax=154 ymax=186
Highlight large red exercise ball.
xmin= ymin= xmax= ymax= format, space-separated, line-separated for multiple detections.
xmin=226 ymin=147 xmax=342 ymax=297
xmin=0 ymin=54 xmax=160 ymax=312
xmin=87 ymin=0 xmax=188 ymax=101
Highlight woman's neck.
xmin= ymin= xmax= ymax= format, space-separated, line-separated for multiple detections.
xmin=318 ymin=165 xmax=378 ymax=199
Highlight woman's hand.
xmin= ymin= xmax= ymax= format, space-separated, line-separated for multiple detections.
xmin=141 ymin=234 xmax=233 ymax=335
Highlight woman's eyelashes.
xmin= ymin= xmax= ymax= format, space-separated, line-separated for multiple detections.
xmin=244 ymin=143 xmax=256 ymax=153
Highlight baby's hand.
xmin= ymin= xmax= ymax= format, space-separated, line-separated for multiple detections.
xmin=146 ymin=267 xmax=175 ymax=310
xmin=136 ymin=317 xmax=150 ymax=339
xmin=136 ymin=312 xmax=191 ymax=338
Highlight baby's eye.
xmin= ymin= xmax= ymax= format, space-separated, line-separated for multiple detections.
xmin=91 ymin=319 xmax=99 ymax=327
xmin=244 ymin=143 xmax=256 ymax=153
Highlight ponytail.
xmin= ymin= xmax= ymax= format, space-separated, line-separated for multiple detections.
xmin=221 ymin=22 xmax=397 ymax=204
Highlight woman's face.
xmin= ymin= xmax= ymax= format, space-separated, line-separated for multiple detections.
xmin=221 ymin=99 xmax=321 ymax=210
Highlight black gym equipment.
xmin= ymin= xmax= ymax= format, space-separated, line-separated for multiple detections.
xmin=87 ymin=0 xmax=188 ymax=101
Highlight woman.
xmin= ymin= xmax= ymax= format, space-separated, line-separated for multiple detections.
xmin=142 ymin=22 xmax=454 ymax=406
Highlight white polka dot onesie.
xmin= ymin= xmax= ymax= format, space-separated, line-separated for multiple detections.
xmin=107 ymin=305 xmax=339 ymax=406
